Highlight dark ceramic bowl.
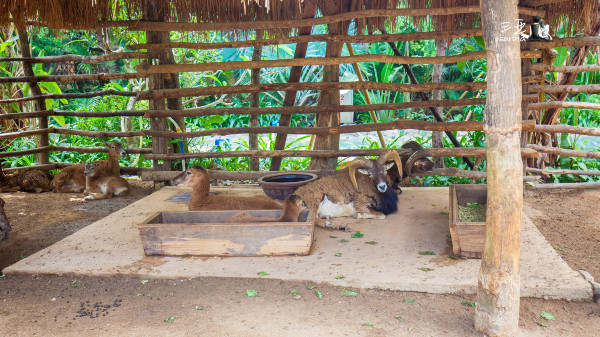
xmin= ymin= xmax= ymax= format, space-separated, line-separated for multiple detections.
xmin=258 ymin=172 xmax=318 ymax=200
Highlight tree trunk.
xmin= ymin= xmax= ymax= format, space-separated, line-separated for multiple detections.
xmin=475 ymin=1 xmax=523 ymax=336
xmin=249 ymin=31 xmax=263 ymax=171
xmin=432 ymin=39 xmax=448 ymax=168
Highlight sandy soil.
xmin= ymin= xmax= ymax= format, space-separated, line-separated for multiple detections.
xmin=0 ymin=182 xmax=599 ymax=336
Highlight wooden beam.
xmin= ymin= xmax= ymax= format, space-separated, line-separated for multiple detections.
xmin=525 ymin=37 xmax=600 ymax=49
xmin=144 ymin=120 xmax=536 ymax=138
xmin=53 ymin=129 xmax=144 ymax=138
xmin=0 ymin=72 xmax=147 ymax=84
xmin=50 ymin=146 xmax=151 ymax=154
xmin=529 ymin=101 xmax=600 ymax=111
xmin=528 ymin=144 xmax=600 ymax=159
xmin=0 ymin=146 xmax=52 ymax=159
xmin=529 ymin=84 xmax=600 ymax=94
xmin=0 ymin=89 xmax=136 ymax=104
xmin=0 ymin=128 xmax=52 ymax=141
xmin=130 ymin=6 xmax=542 ymax=32
xmin=0 ymin=110 xmax=54 ymax=120
xmin=135 ymin=51 xmax=541 ymax=75
xmin=528 ymin=182 xmax=600 ymax=189
xmin=144 ymin=147 xmax=539 ymax=161
xmin=529 ymin=64 xmax=600 ymax=73
xmin=127 ymin=28 xmax=483 ymax=51
xmin=526 ymin=167 xmax=600 ymax=177
xmin=144 ymin=99 xmax=489 ymax=118
xmin=521 ymin=0 xmax=569 ymax=6
xmin=0 ymin=52 xmax=151 ymax=64
xmin=475 ymin=0 xmax=523 ymax=335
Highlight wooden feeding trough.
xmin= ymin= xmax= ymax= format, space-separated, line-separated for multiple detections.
xmin=449 ymin=184 xmax=487 ymax=259
xmin=139 ymin=210 xmax=313 ymax=257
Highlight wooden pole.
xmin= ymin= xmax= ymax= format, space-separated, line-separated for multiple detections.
xmin=16 ymin=25 xmax=49 ymax=164
xmin=432 ymin=38 xmax=448 ymax=168
xmin=475 ymin=0 xmax=523 ymax=335
xmin=270 ymin=0 xmax=318 ymax=171
xmin=249 ymin=30 xmax=263 ymax=171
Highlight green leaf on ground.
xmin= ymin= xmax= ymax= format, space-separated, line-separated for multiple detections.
xmin=418 ymin=267 xmax=433 ymax=272
xmin=315 ymin=290 xmax=324 ymax=299
xmin=338 ymin=239 xmax=349 ymax=243
xmin=334 ymin=253 xmax=342 ymax=257
xmin=290 ymin=289 xmax=299 ymax=296
xmin=340 ymin=289 xmax=358 ymax=296
xmin=329 ymin=236 xmax=338 ymax=239
xmin=306 ymin=285 xmax=317 ymax=290
xmin=365 ymin=241 xmax=378 ymax=245
xmin=362 ymin=323 xmax=373 ymax=327
xmin=403 ymin=299 xmax=415 ymax=303
xmin=246 ymin=290 xmax=258 ymax=297
xmin=195 ymin=306 xmax=203 ymax=311
xmin=140 ymin=280 xmax=149 ymax=284
xmin=257 ymin=271 xmax=268 ymax=276
xmin=536 ymin=322 xmax=549 ymax=327
xmin=540 ymin=312 xmax=555 ymax=321
xmin=164 ymin=316 xmax=179 ymax=323
xmin=70 ymin=280 xmax=80 ymax=288
xmin=555 ymin=247 xmax=569 ymax=253
xmin=351 ymin=231 xmax=364 ymax=238
xmin=419 ymin=251 xmax=435 ymax=255
xmin=461 ymin=301 xmax=477 ymax=307
xmin=395 ymin=316 xmax=404 ymax=322
xmin=335 ymin=276 xmax=345 ymax=279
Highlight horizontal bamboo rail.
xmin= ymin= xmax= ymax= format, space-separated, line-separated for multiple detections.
xmin=529 ymin=101 xmax=600 ymax=111
xmin=131 ymin=6 xmax=543 ymax=32
xmin=51 ymin=146 xmax=151 ymax=154
xmin=141 ymin=167 xmax=540 ymax=182
xmin=526 ymin=37 xmax=600 ymax=49
xmin=53 ymin=129 xmax=144 ymax=138
xmin=0 ymin=89 xmax=136 ymax=104
xmin=0 ymin=72 xmax=147 ymax=84
xmin=128 ymin=29 xmax=484 ymax=51
xmin=145 ymin=120 xmax=537 ymax=138
xmin=527 ymin=167 xmax=600 ymax=177
xmin=528 ymin=144 xmax=600 ymax=159
xmin=0 ymin=128 xmax=51 ymax=140
xmin=534 ymin=124 xmax=600 ymax=136
xmin=0 ymin=147 xmax=52 ymax=159
xmin=0 ymin=110 xmax=54 ymax=120
xmin=529 ymin=84 xmax=600 ymax=94
xmin=137 ymin=76 xmax=540 ymax=100
xmin=145 ymin=147 xmax=539 ymax=160
xmin=529 ymin=64 xmax=600 ymax=73
xmin=0 ymin=52 xmax=151 ymax=64
xmin=135 ymin=51 xmax=541 ymax=75
xmin=528 ymin=182 xmax=600 ymax=189
xmin=3 ymin=164 xmax=149 ymax=176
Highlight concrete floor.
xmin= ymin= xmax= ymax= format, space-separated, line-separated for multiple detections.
xmin=3 ymin=186 xmax=592 ymax=300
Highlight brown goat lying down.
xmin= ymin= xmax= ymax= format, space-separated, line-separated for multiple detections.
xmin=171 ymin=166 xmax=282 ymax=211
xmin=224 ymin=195 xmax=306 ymax=223
xmin=0 ymin=166 xmax=51 ymax=193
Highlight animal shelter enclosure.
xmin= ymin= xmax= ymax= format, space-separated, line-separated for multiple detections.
xmin=1 ymin=0 xmax=600 ymax=335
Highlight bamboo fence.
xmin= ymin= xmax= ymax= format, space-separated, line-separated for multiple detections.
xmin=0 ymin=5 xmax=599 ymax=188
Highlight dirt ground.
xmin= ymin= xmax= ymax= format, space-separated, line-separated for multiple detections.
xmin=0 ymin=182 xmax=599 ymax=336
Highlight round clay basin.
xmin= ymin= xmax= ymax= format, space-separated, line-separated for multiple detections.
xmin=258 ymin=172 xmax=318 ymax=200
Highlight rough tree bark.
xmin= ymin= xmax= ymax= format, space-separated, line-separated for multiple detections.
xmin=432 ymin=39 xmax=448 ymax=168
xmin=475 ymin=0 xmax=523 ymax=336
xmin=249 ymin=31 xmax=263 ymax=171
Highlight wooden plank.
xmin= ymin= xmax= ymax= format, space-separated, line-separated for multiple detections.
xmin=0 ymin=52 xmax=151 ymax=64
xmin=0 ymin=72 xmax=147 ymax=84
xmin=529 ymin=64 xmax=600 ymax=73
xmin=529 ymin=84 xmax=600 ymax=94
xmin=456 ymin=223 xmax=485 ymax=256
xmin=525 ymin=37 xmax=600 ymax=49
xmin=528 ymin=144 xmax=600 ymax=159
xmin=134 ymin=51 xmax=540 ymax=75
xmin=528 ymin=182 xmax=600 ymax=189
xmin=529 ymin=101 xmax=600 ymax=111
xmin=138 ymin=210 xmax=313 ymax=257
xmin=449 ymin=185 xmax=462 ymax=256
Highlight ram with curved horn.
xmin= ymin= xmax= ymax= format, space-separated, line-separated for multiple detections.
xmin=294 ymin=149 xmax=404 ymax=229
xmin=388 ymin=141 xmax=436 ymax=192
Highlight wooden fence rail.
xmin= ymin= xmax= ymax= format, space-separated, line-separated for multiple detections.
xmin=0 ymin=52 xmax=151 ymax=64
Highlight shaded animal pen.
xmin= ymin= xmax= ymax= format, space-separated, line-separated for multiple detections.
xmin=1 ymin=0 xmax=599 ymax=335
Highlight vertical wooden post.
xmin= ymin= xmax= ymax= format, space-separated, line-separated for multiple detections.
xmin=432 ymin=39 xmax=448 ymax=168
xmin=249 ymin=30 xmax=263 ymax=171
xmin=475 ymin=0 xmax=523 ymax=336
xmin=145 ymin=0 xmax=169 ymax=171
xmin=270 ymin=0 xmax=318 ymax=171
xmin=17 ymin=26 xmax=49 ymax=165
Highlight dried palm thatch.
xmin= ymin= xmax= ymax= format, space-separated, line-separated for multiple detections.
xmin=0 ymin=0 xmax=597 ymax=38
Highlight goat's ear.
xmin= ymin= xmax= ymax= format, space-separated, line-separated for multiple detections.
xmin=384 ymin=162 xmax=395 ymax=171
xmin=357 ymin=168 xmax=370 ymax=175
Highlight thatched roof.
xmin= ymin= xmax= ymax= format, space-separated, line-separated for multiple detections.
xmin=0 ymin=0 xmax=597 ymax=36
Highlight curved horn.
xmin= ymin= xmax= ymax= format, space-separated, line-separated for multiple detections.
xmin=347 ymin=158 xmax=373 ymax=190
xmin=378 ymin=149 xmax=403 ymax=179
xmin=405 ymin=149 xmax=429 ymax=177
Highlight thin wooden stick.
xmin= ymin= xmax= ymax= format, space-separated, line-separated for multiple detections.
xmin=528 ymin=144 xmax=600 ymax=159
xmin=0 ymin=52 xmax=151 ymax=64
xmin=529 ymin=64 xmax=600 ymax=73
xmin=529 ymin=101 xmax=600 ymax=111
xmin=528 ymin=182 xmax=600 ymax=189
xmin=53 ymin=128 xmax=144 ymax=138
xmin=529 ymin=84 xmax=600 ymax=94
xmin=0 ymin=72 xmax=147 ymax=84
xmin=525 ymin=37 xmax=600 ymax=49
xmin=127 ymin=28 xmax=483 ymax=51
xmin=526 ymin=167 xmax=600 ymax=176
xmin=135 ymin=51 xmax=540 ymax=75
xmin=51 ymin=146 xmax=151 ymax=154
xmin=0 ymin=89 xmax=136 ymax=104
xmin=144 ymin=147 xmax=539 ymax=160
xmin=0 ymin=146 xmax=52 ymax=159
xmin=0 ymin=128 xmax=52 ymax=140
